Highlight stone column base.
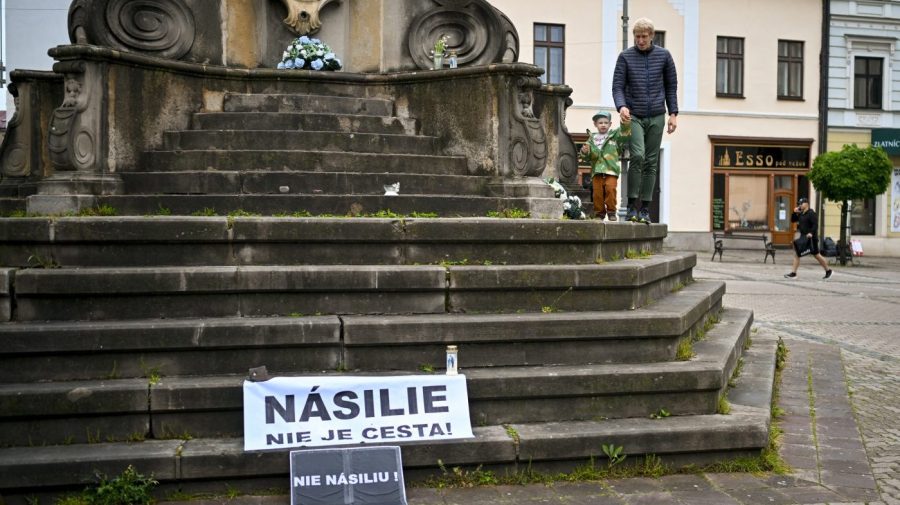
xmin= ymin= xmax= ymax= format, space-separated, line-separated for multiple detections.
xmin=26 ymin=173 xmax=123 ymax=214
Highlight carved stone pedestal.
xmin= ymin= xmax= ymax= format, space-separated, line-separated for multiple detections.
xmin=26 ymin=173 xmax=123 ymax=215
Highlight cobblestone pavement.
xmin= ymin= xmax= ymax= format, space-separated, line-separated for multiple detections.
xmin=694 ymin=252 xmax=900 ymax=505
xmin=163 ymin=252 xmax=900 ymax=505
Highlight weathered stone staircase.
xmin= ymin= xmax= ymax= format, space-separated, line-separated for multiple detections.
xmin=57 ymin=92 xmax=558 ymax=217
xmin=0 ymin=216 xmax=777 ymax=503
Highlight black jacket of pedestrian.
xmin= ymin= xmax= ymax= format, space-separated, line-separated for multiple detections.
xmin=612 ymin=44 xmax=679 ymax=118
xmin=791 ymin=209 xmax=818 ymax=237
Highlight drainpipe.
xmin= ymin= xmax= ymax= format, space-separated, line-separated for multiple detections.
xmin=817 ymin=0 xmax=830 ymax=240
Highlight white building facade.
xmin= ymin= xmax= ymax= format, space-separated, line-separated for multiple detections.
xmin=491 ymin=0 xmax=824 ymax=250
xmin=825 ymin=0 xmax=900 ymax=256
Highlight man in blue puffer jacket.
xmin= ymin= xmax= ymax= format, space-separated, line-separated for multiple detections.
xmin=612 ymin=17 xmax=679 ymax=224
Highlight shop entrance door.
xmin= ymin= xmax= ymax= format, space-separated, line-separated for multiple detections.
xmin=772 ymin=175 xmax=794 ymax=246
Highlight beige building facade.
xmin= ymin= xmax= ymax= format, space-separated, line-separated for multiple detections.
xmin=490 ymin=0 xmax=823 ymax=251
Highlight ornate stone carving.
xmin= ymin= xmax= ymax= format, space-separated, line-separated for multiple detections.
xmin=556 ymin=97 xmax=579 ymax=184
xmin=408 ymin=0 xmax=520 ymax=70
xmin=48 ymin=62 xmax=101 ymax=173
xmin=278 ymin=0 xmax=340 ymax=35
xmin=0 ymin=83 xmax=31 ymax=178
xmin=68 ymin=0 xmax=196 ymax=60
xmin=507 ymin=76 xmax=546 ymax=178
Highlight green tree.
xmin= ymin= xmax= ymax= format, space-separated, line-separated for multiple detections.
xmin=809 ymin=144 xmax=892 ymax=265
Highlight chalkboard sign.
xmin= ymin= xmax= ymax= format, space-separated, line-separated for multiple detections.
xmin=712 ymin=174 xmax=725 ymax=230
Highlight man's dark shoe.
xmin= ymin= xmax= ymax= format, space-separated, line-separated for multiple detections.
xmin=784 ymin=272 xmax=797 ymax=278
xmin=607 ymin=214 xmax=618 ymax=222
xmin=594 ymin=213 xmax=605 ymax=220
xmin=638 ymin=207 xmax=651 ymax=224
xmin=626 ymin=207 xmax=638 ymax=222
xmin=824 ymin=269 xmax=833 ymax=279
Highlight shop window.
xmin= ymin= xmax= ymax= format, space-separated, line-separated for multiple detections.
xmin=854 ymin=57 xmax=882 ymax=110
xmin=777 ymin=40 xmax=803 ymax=100
xmin=534 ymin=24 xmax=565 ymax=84
xmin=716 ymin=36 xmax=744 ymax=97
xmin=727 ymin=175 xmax=769 ymax=231
xmin=850 ymin=198 xmax=876 ymax=235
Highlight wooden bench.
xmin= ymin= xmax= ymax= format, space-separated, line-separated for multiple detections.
xmin=711 ymin=232 xmax=776 ymax=263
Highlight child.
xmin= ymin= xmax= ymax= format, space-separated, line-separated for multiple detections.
xmin=580 ymin=111 xmax=631 ymax=221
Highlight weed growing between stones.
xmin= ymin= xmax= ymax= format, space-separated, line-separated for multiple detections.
xmin=191 ymin=207 xmax=218 ymax=216
xmin=55 ymin=465 xmax=158 ymax=505
xmin=717 ymin=395 xmax=732 ymax=415
xmin=78 ymin=205 xmax=118 ymax=217
xmin=650 ymin=408 xmax=671 ymax=419
xmin=26 ymin=252 xmax=60 ymax=269
xmin=676 ymin=310 xmax=723 ymax=361
xmin=486 ymin=208 xmax=531 ymax=219
xmin=418 ymin=363 xmax=435 ymax=373
xmin=503 ymin=424 xmax=520 ymax=444
xmin=625 ymin=248 xmax=653 ymax=259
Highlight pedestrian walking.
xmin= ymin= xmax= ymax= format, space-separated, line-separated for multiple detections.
xmin=785 ymin=197 xmax=833 ymax=279
xmin=612 ymin=17 xmax=679 ymax=224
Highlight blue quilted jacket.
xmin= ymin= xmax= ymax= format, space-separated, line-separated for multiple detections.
xmin=612 ymin=45 xmax=679 ymax=119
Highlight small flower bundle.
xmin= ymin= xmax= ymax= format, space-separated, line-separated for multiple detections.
xmin=434 ymin=35 xmax=449 ymax=56
xmin=545 ymin=178 xmax=587 ymax=220
xmin=277 ymin=36 xmax=342 ymax=71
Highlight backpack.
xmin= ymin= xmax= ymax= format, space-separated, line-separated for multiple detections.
xmin=822 ymin=236 xmax=838 ymax=257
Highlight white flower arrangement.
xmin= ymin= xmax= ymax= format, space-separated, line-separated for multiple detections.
xmin=276 ymin=36 xmax=342 ymax=71
xmin=545 ymin=178 xmax=587 ymax=220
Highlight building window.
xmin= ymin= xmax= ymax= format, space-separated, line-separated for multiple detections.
xmin=850 ymin=198 xmax=876 ymax=235
xmin=653 ymin=31 xmax=666 ymax=48
xmin=777 ymin=40 xmax=803 ymax=99
xmin=854 ymin=57 xmax=883 ymax=109
xmin=716 ymin=37 xmax=744 ymax=97
xmin=534 ymin=23 xmax=565 ymax=84
xmin=727 ymin=175 xmax=769 ymax=231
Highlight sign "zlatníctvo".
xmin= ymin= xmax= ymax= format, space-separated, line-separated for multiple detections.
xmin=872 ymin=129 xmax=900 ymax=156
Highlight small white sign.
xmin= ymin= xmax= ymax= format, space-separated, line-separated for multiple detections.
xmin=244 ymin=375 xmax=473 ymax=451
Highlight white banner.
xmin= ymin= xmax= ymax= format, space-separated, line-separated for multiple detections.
xmin=892 ymin=167 xmax=900 ymax=233
xmin=243 ymin=375 xmax=473 ymax=451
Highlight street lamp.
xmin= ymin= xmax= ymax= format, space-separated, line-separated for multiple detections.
xmin=618 ymin=0 xmax=630 ymax=218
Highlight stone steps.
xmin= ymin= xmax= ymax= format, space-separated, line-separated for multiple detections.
xmin=9 ymin=253 xmax=695 ymax=321
xmin=191 ymin=112 xmax=416 ymax=135
xmin=222 ymin=94 xmax=395 ymax=116
xmin=90 ymin=193 xmax=554 ymax=219
xmin=0 ymin=326 xmax=777 ymax=499
xmin=0 ymin=307 xmax=749 ymax=446
xmin=0 ymin=280 xmax=724 ymax=383
xmin=0 ymin=217 xmax=667 ymax=268
xmin=120 ymin=171 xmax=491 ymax=196
xmin=138 ymin=150 xmax=470 ymax=175
xmin=161 ymin=131 xmax=438 ymax=155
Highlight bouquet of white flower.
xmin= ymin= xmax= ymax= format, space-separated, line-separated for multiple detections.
xmin=545 ymin=178 xmax=587 ymax=220
xmin=276 ymin=36 xmax=342 ymax=71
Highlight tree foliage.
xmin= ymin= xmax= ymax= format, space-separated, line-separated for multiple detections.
xmin=809 ymin=144 xmax=892 ymax=201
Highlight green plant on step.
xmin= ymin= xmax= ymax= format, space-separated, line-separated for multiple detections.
xmin=486 ymin=208 xmax=530 ymax=219
xmin=503 ymin=424 xmax=520 ymax=444
xmin=155 ymin=204 xmax=172 ymax=216
xmin=650 ymin=408 xmax=671 ymax=419
xmin=71 ymin=465 xmax=158 ymax=505
xmin=78 ymin=204 xmax=118 ymax=217
xmin=717 ymin=394 xmax=732 ymax=415
xmin=676 ymin=337 xmax=695 ymax=361
xmin=409 ymin=211 xmax=438 ymax=218
xmin=601 ymin=443 xmax=626 ymax=468
xmin=191 ymin=207 xmax=217 ymax=216
xmin=227 ymin=209 xmax=261 ymax=218
xmin=418 ymin=363 xmax=435 ymax=373
xmin=26 ymin=252 xmax=60 ymax=269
